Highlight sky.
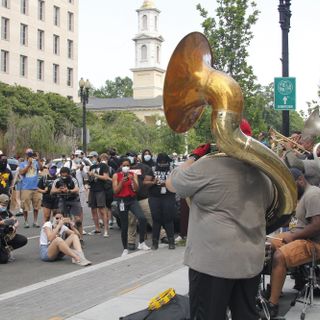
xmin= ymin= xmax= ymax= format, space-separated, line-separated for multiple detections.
xmin=78 ymin=0 xmax=320 ymax=113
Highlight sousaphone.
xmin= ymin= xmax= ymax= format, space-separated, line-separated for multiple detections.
xmin=163 ymin=32 xmax=297 ymax=233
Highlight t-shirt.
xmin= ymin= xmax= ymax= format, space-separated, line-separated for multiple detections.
xmin=19 ymin=160 xmax=40 ymax=190
xmin=39 ymin=221 xmax=69 ymax=246
xmin=130 ymin=162 xmax=153 ymax=200
xmin=171 ymin=156 xmax=274 ymax=279
xmin=38 ymin=174 xmax=57 ymax=203
xmin=0 ymin=169 xmax=13 ymax=195
xmin=52 ymin=176 xmax=79 ymax=200
xmin=149 ymin=167 xmax=175 ymax=198
xmin=292 ymin=185 xmax=320 ymax=242
xmin=88 ymin=163 xmax=109 ymax=192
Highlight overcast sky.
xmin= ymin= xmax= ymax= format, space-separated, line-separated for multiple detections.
xmin=79 ymin=0 xmax=320 ymax=113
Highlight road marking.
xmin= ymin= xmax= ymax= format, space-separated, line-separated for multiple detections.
xmin=0 ymin=250 xmax=149 ymax=302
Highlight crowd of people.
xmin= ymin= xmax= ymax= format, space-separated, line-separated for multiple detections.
xmin=1 ymin=119 xmax=320 ymax=320
xmin=0 ymin=146 xmax=182 ymax=265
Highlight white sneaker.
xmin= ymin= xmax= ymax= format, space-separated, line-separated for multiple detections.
xmin=121 ymin=249 xmax=129 ymax=257
xmin=138 ymin=242 xmax=151 ymax=251
xmin=82 ymin=230 xmax=87 ymax=235
xmin=103 ymin=231 xmax=109 ymax=238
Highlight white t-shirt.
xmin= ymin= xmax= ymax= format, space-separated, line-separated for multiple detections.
xmin=39 ymin=221 xmax=69 ymax=246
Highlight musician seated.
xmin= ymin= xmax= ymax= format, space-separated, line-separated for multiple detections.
xmin=264 ymin=168 xmax=320 ymax=319
xmin=0 ymin=194 xmax=27 ymax=263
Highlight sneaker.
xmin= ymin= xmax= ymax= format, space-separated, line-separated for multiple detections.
xmin=121 ymin=249 xmax=129 ymax=257
xmin=175 ymin=236 xmax=183 ymax=243
xmin=82 ymin=230 xmax=87 ymax=235
xmin=128 ymin=243 xmax=136 ymax=251
xmin=88 ymin=230 xmax=101 ymax=235
xmin=24 ymin=221 xmax=29 ymax=228
xmin=33 ymin=222 xmax=40 ymax=228
xmin=138 ymin=242 xmax=151 ymax=251
xmin=109 ymin=219 xmax=114 ymax=229
xmin=8 ymin=252 xmax=15 ymax=262
xmin=75 ymin=257 xmax=92 ymax=267
xmin=99 ymin=219 xmax=104 ymax=228
xmin=16 ymin=209 xmax=23 ymax=217
xmin=103 ymin=231 xmax=109 ymax=238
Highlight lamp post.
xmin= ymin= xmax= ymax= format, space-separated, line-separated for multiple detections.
xmin=79 ymin=77 xmax=90 ymax=154
xmin=278 ymin=0 xmax=291 ymax=137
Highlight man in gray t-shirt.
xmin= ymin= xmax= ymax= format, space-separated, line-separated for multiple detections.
xmin=166 ymin=143 xmax=274 ymax=320
xmin=267 ymin=168 xmax=320 ymax=318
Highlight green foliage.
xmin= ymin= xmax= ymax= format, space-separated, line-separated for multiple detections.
xmin=0 ymin=82 xmax=81 ymax=156
xmin=92 ymin=77 xmax=133 ymax=98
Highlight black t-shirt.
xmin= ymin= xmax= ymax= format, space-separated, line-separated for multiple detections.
xmin=38 ymin=174 xmax=57 ymax=202
xmin=130 ymin=162 xmax=153 ymax=200
xmin=53 ymin=176 xmax=79 ymax=200
xmin=149 ymin=168 xmax=175 ymax=197
xmin=0 ymin=169 xmax=13 ymax=196
xmin=89 ymin=163 xmax=110 ymax=192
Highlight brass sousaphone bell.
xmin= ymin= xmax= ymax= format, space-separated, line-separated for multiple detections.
xmin=163 ymin=32 xmax=297 ymax=233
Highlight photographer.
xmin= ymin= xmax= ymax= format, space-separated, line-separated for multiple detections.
xmin=39 ymin=212 xmax=91 ymax=266
xmin=0 ymin=194 xmax=27 ymax=263
xmin=38 ymin=164 xmax=59 ymax=222
xmin=50 ymin=167 xmax=82 ymax=234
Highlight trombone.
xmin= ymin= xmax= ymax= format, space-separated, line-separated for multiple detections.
xmin=268 ymin=128 xmax=311 ymax=156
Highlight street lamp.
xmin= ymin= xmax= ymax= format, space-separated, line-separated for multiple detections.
xmin=79 ymin=77 xmax=90 ymax=154
xmin=278 ymin=0 xmax=291 ymax=137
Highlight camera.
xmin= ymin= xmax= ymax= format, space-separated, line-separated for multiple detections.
xmin=0 ymin=219 xmax=15 ymax=235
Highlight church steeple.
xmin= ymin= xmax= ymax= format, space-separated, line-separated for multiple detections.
xmin=131 ymin=0 xmax=165 ymax=99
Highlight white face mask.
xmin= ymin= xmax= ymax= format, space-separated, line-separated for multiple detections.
xmin=101 ymin=160 xmax=106 ymax=163
xmin=122 ymin=166 xmax=130 ymax=173
xmin=144 ymin=155 xmax=151 ymax=162
xmin=127 ymin=156 xmax=135 ymax=164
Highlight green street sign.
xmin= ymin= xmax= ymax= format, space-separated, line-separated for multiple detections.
xmin=274 ymin=77 xmax=296 ymax=110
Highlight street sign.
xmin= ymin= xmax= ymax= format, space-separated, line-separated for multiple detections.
xmin=274 ymin=77 xmax=296 ymax=110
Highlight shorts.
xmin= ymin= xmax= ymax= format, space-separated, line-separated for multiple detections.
xmin=21 ymin=190 xmax=42 ymax=211
xmin=58 ymin=198 xmax=82 ymax=217
xmin=271 ymin=232 xmax=320 ymax=268
xmin=42 ymin=198 xmax=59 ymax=210
xmin=88 ymin=190 xmax=106 ymax=209
xmin=39 ymin=245 xmax=64 ymax=262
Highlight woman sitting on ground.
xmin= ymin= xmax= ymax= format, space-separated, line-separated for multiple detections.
xmin=39 ymin=212 xmax=91 ymax=266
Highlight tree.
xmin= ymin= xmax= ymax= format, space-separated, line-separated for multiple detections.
xmin=92 ymin=76 xmax=133 ymax=98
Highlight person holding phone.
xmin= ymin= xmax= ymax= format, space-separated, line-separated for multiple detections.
xmin=112 ymin=157 xmax=150 ymax=257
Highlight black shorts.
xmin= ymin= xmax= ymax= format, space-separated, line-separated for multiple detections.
xmin=42 ymin=198 xmax=59 ymax=210
xmin=88 ymin=190 xmax=107 ymax=209
xmin=58 ymin=198 xmax=82 ymax=217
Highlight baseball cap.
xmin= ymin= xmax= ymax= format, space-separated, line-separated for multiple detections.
xmin=0 ymin=194 xmax=9 ymax=205
xmin=88 ymin=151 xmax=98 ymax=157
xmin=74 ymin=149 xmax=83 ymax=156
xmin=25 ymin=148 xmax=33 ymax=154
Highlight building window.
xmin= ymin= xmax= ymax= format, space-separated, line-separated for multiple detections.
xmin=67 ymin=39 xmax=73 ymax=59
xmin=21 ymin=0 xmax=28 ymax=15
xmin=20 ymin=23 xmax=28 ymax=46
xmin=53 ymin=34 xmax=60 ymax=55
xmin=1 ymin=50 xmax=9 ymax=73
xmin=53 ymin=6 xmax=60 ymax=26
xmin=141 ymin=45 xmax=147 ymax=60
xmin=1 ymin=17 xmax=9 ymax=40
xmin=20 ymin=55 xmax=27 ymax=77
xmin=38 ymin=0 xmax=45 ymax=21
xmin=67 ymin=11 xmax=74 ymax=31
xmin=2 ymin=0 xmax=9 ymax=8
xmin=38 ymin=29 xmax=44 ymax=50
xmin=67 ymin=67 xmax=73 ymax=87
xmin=157 ymin=46 xmax=160 ymax=64
xmin=142 ymin=15 xmax=147 ymax=30
xmin=37 ymin=59 xmax=44 ymax=80
xmin=53 ymin=64 xmax=59 ymax=84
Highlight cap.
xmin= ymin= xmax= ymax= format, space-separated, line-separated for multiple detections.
xmin=290 ymin=167 xmax=303 ymax=180
xmin=126 ymin=151 xmax=137 ymax=157
xmin=49 ymin=163 xmax=57 ymax=169
xmin=74 ymin=149 xmax=83 ymax=156
xmin=0 ymin=194 xmax=9 ymax=205
xmin=25 ymin=148 xmax=33 ymax=154
xmin=240 ymin=119 xmax=252 ymax=136
xmin=156 ymin=153 xmax=172 ymax=163
xmin=88 ymin=151 xmax=98 ymax=157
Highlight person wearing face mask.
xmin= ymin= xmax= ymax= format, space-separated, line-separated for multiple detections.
xmin=112 ymin=158 xmax=150 ymax=257
xmin=0 ymin=154 xmax=13 ymax=197
xmin=141 ymin=149 xmax=155 ymax=168
xmin=147 ymin=153 xmax=177 ymax=250
xmin=264 ymin=168 xmax=320 ymax=318
xmin=0 ymin=194 xmax=27 ymax=263
xmin=87 ymin=152 xmax=111 ymax=237
xmin=37 ymin=164 xmax=59 ymax=222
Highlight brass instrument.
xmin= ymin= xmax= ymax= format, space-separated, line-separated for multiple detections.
xmin=163 ymin=32 xmax=297 ymax=233
xmin=268 ymin=127 xmax=311 ymax=156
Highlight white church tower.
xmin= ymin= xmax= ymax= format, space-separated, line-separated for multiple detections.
xmin=131 ymin=0 xmax=165 ymax=99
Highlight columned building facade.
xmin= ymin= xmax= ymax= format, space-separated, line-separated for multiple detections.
xmin=0 ymin=0 xmax=78 ymax=100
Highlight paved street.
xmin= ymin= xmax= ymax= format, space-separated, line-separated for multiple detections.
xmin=1 ymin=206 xmax=320 ymax=319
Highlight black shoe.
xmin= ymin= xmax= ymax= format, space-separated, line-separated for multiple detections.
xmin=260 ymin=301 xmax=279 ymax=319
xmin=160 ymin=237 xmax=168 ymax=244
xmin=151 ymin=240 xmax=158 ymax=250
xmin=128 ymin=243 xmax=136 ymax=251
xmin=168 ymin=237 xmax=175 ymax=249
